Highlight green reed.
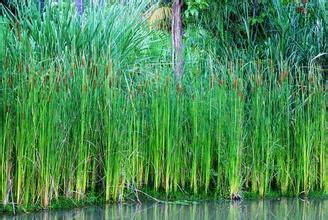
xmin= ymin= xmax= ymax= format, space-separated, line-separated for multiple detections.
xmin=1 ymin=57 xmax=326 ymax=207
xmin=0 ymin=0 xmax=326 ymax=210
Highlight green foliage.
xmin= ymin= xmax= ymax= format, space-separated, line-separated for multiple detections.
xmin=187 ymin=0 xmax=327 ymax=66
xmin=185 ymin=0 xmax=209 ymax=18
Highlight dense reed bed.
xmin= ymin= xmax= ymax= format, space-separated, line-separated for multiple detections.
xmin=0 ymin=0 xmax=327 ymax=209
xmin=0 ymin=56 xmax=326 ymax=207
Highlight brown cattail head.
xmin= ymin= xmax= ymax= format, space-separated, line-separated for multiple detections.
xmin=280 ymin=71 xmax=285 ymax=83
xmin=94 ymin=64 xmax=98 ymax=77
xmin=93 ymin=79 xmax=97 ymax=89
xmin=82 ymin=82 xmax=88 ymax=92
xmin=176 ymin=83 xmax=181 ymax=95
xmin=270 ymin=60 xmax=273 ymax=72
xmin=233 ymin=79 xmax=238 ymax=90
xmin=218 ymin=79 xmax=223 ymax=87
xmin=56 ymin=73 xmax=61 ymax=84
xmin=285 ymin=68 xmax=289 ymax=79
xmin=106 ymin=61 xmax=111 ymax=78
xmin=210 ymin=74 xmax=214 ymax=89
xmin=240 ymin=59 xmax=243 ymax=69
xmin=82 ymin=53 xmax=86 ymax=67
xmin=48 ymin=95 xmax=52 ymax=103
xmin=192 ymin=94 xmax=195 ymax=101
xmin=18 ymin=61 xmax=22 ymax=73
xmin=296 ymin=6 xmax=307 ymax=15
xmin=301 ymin=80 xmax=304 ymax=92
xmin=25 ymin=64 xmax=29 ymax=73
xmin=16 ymin=21 xmax=20 ymax=42
xmin=257 ymin=59 xmax=261 ymax=75
xmin=33 ymin=76 xmax=37 ymax=87
xmin=217 ymin=76 xmax=223 ymax=87
xmin=166 ymin=76 xmax=170 ymax=87
xmin=63 ymin=75 xmax=67 ymax=86
xmin=109 ymin=76 xmax=113 ymax=88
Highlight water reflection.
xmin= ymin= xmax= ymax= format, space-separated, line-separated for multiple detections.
xmin=2 ymin=199 xmax=327 ymax=220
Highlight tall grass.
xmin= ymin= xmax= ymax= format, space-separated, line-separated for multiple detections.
xmin=0 ymin=0 xmax=326 ymax=209
xmin=0 ymin=59 xmax=326 ymax=207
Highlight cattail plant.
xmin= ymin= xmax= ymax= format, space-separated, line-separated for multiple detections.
xmin=0 ymin=0 xmax=326 ymax=210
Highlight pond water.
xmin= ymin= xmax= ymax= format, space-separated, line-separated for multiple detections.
xmin=1 ymin=199 xmax=327 ymax=220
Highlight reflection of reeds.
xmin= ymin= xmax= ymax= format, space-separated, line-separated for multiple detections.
xmin=2 ymin=199 xmax=325 ymax=220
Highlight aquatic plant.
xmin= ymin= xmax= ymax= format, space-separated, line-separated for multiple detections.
xmin=0 ymin=0 xmax=326 ymax=209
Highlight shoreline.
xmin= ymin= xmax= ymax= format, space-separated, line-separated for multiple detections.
xmin=1 ymin=191 xmax=327 ymax=216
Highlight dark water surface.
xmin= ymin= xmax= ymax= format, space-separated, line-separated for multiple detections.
xmin=1 ymin=199 xmax=327 ymax=219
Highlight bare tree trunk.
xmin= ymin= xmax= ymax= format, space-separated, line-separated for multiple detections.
xmin=75 ymin=0 xmax=84 ymax=16
xmin=172 ymin=0 xmax=183 ymax=82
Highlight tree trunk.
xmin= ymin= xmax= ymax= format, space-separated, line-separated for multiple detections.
xmin=172 ymin=0 xmax=183 ymax=82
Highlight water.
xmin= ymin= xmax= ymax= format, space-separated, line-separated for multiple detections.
xmin=1 ymin=199 xmax=327 ymax=219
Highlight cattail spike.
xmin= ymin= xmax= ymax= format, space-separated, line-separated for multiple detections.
xmin=210 ymin=74 xmax=213 ymax=89
xmin=106 ymin=62 xmax=110 ymax=78
xmin=48 ymin=95 xmax=52 ymax=103
xmin=18 ymin=61 xmax=22 ymax=73
xmin=257 ymin=59 xmax=261 ymax=75
xmin=16 ymin=21 xmax=20 ymax=42
xmin=82 ymin=53 xmax=86 ymax=67
xmin=63 ymin=75 xmax=67 ymax=86
xmin=280 ymin=71 xmax=285 ymax=83
xmin=94 ymin=65 xmax=98 ymax=77
xmin=233 ymin=79 xmax=238 ymax=90
xmin=176 ymin=83 xmax=181 ymax=95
